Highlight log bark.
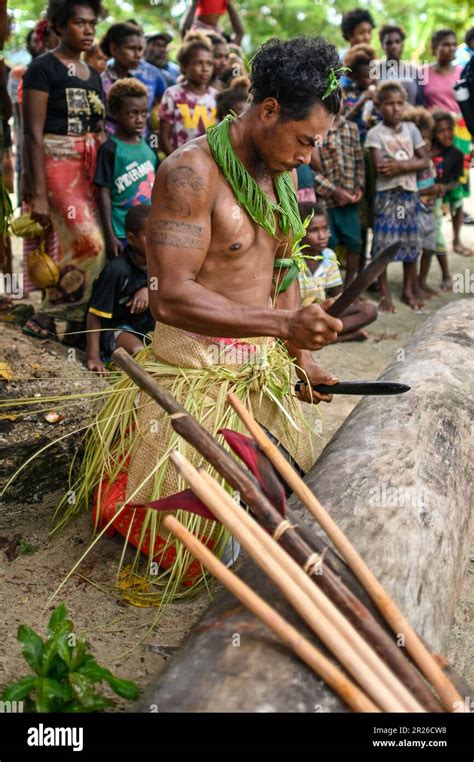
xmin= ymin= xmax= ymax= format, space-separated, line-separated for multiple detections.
xmin=113 ymin=350 xmax=443 ymax=709
xmin=138 ymin=300 xmax=473 ymax=712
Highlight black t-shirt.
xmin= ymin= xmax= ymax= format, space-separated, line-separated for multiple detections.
xmin=433 ymin=145 xmax=464 ymax=184
xmin=88 ymin=245 xmax=154 ymax=334
xmin=23 ymin=52 xmax=105 ymax=135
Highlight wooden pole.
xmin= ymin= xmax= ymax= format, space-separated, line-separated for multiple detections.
xmin=163 ymin=513 xmax=380 ymax=713
xmin=170 ymin=450 xmax=412 ymax=713
xmin=110 ymin=347 xmax=444 ymax=712
xmin=227 ymin=391 xmax=466 ymax=713
xmin=199 ymin=469 xmax=424 ymax=713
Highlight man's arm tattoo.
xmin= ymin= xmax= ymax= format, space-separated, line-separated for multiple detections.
xmin=148 ymin=219 xmax=206 ymax=249
xmin=160 ymin=165 xmax=206 ymax=217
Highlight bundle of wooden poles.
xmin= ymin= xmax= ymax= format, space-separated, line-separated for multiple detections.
xmin=112 ymin=348 xmax=468 ymax=714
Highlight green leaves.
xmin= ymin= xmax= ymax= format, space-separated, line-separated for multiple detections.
xmin=104 ymin=675 xmax=140 ymax=701
xmin=2 ymin=604 xmax=139 ymax=712
xmin=47 ymin=602 xmax=68 ymax=634
xmin=2 ymin=675 xmax=36 ymax=701
xmin=17 ymin=625 xmax=44 ymax=675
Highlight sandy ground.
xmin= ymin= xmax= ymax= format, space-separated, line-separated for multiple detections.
xmin=0 ymin=213 xmax=472 ymax=709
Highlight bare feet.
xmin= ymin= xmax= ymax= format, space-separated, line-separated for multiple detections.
xmin=336 ymin=329 xmax=369 ymax=342
xmin=402 ymin=291 xmax=425 ymax=311
xmin=418 ymin=282 xmax=440 ymax=299
xmin=22 ymin=313 xmax=56 ymax=339
xmin=379 ymin=296 xmax=397 ymax=313
xmin=440 ymin=277 xmax=453 ymax=292
xmin=453 ymin=243 xmax=473 ymax=256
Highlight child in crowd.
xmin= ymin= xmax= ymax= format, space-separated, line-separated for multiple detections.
xmin=339 ymin=8 xmax=376 ymax=89
xmin=215 ymin=85 xmax=248 ymax=121
xmin=208 ymin=33 xmax=230 ymax=90
xmin=180 ymin=0 xmax=244 ymax=46
xmin=94 ymin=78 xmax=158 ymax=259
xmin=342 ymin=43 xmax=378 ymax=144
xmin=100 ymin=22 xmax=167 ymax=137
xmin=366 ymin=82 xmax=429 ymax=312
xmin=83 ymin=41 xmax=108 ymax=74
xmin=432 ymin=111 xmax=471 ymax=265
xmin=312 ymin=102 xmax=365 ymax=287
xmin=403 ymin=106 xmax=444 ymax=297
xmin=86 ymin=206 xmax=154 ymax=375
xmin=298 ymin=203 xmax=377 ymax=341
xmin=159 ymin=34 xmax=218 ymax=154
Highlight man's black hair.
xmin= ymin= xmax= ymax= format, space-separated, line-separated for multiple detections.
xmin=47 ymin=0 xmax=103 ymax=34
xmin=341 ymin=9 xmax=375 ymax=42
xmin=100 ymin=21 xmax=142 ymax=58
xmin=250 ymin=36 xmax=342 ymax=120
xmin=125 ymin=204 xmax=151 ymax=236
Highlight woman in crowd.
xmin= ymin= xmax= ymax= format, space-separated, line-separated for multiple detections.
xmin=21 ymin=0 xmax=106 ymax=339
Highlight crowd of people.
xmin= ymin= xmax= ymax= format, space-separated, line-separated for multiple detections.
xmin=1 ymin=2 xmax=472 ymax=372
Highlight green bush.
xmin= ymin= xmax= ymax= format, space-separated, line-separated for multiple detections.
xmin=1 ymin=604 xmax=139 ymax=712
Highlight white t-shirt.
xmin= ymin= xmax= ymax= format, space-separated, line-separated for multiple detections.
xmin=365 ymin=121 xmax=425 ymax=192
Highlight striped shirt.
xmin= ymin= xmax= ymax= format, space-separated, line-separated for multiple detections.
xmin=298 ymin=248 xmax=343 ymax=306
xmin=313 ymin=117 xmax=365 ymax=207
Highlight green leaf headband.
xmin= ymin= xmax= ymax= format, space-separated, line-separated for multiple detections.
xmin=322 ymin=66 xmax=351 ymax=100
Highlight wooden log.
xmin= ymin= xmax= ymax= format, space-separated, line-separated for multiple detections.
xmin=170 ymin=453 xmax=421 ymax=712
xmin=112 ymin=349 xmax=442 ymax=709
xmin=227 ymin=392 xmax=463 ymax=711
xmin=137 ymin=300 xmax=473 ymax=712
xmin=163 ymin=514 xmax=380 ymax=713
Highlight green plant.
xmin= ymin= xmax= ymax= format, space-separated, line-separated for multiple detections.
xmin=19 ymin=541 xmax=39 ymax=555
xmin=1 ymin=604 xmax=139 ymax=712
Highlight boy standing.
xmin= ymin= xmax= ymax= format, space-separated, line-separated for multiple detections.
xmin=94 ymin=78 xmax=158 ymax=259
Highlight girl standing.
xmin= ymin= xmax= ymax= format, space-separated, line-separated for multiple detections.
xmin=366 ymin=82 xmax=429 ymax=312
xmin=159 ymin=35 xmax=217 ymax=155
xmin=420 ymin=28 xmax=472 ymax=255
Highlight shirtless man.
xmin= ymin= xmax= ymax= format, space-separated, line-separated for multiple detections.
xmin=58 ymin=39 xmax=347 ymax=605
xmin=146 ymin=35 xmax=344 ymax=405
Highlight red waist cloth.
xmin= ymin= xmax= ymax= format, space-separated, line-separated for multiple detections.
xmin=196 ymin=0 xmax=228 ymax=16
xmin=92 ymin=468 xmax=214 ymax=587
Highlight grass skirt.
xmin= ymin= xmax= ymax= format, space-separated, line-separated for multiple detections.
xmin=54 ymin=322 xmax=319 ymax=607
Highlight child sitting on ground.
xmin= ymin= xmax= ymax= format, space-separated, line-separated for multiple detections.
xmin=94 ymin=78 xmax=158 ymax=260
xmin=298 ymin=203 xmax=377 ymax=342
xmin=365 ymin=82 xmax=430 ymax=312
xmin=86 ymin=205 xmax=155 ymax=375
xmin=431 ymin=111 xmax=470 ymax=278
